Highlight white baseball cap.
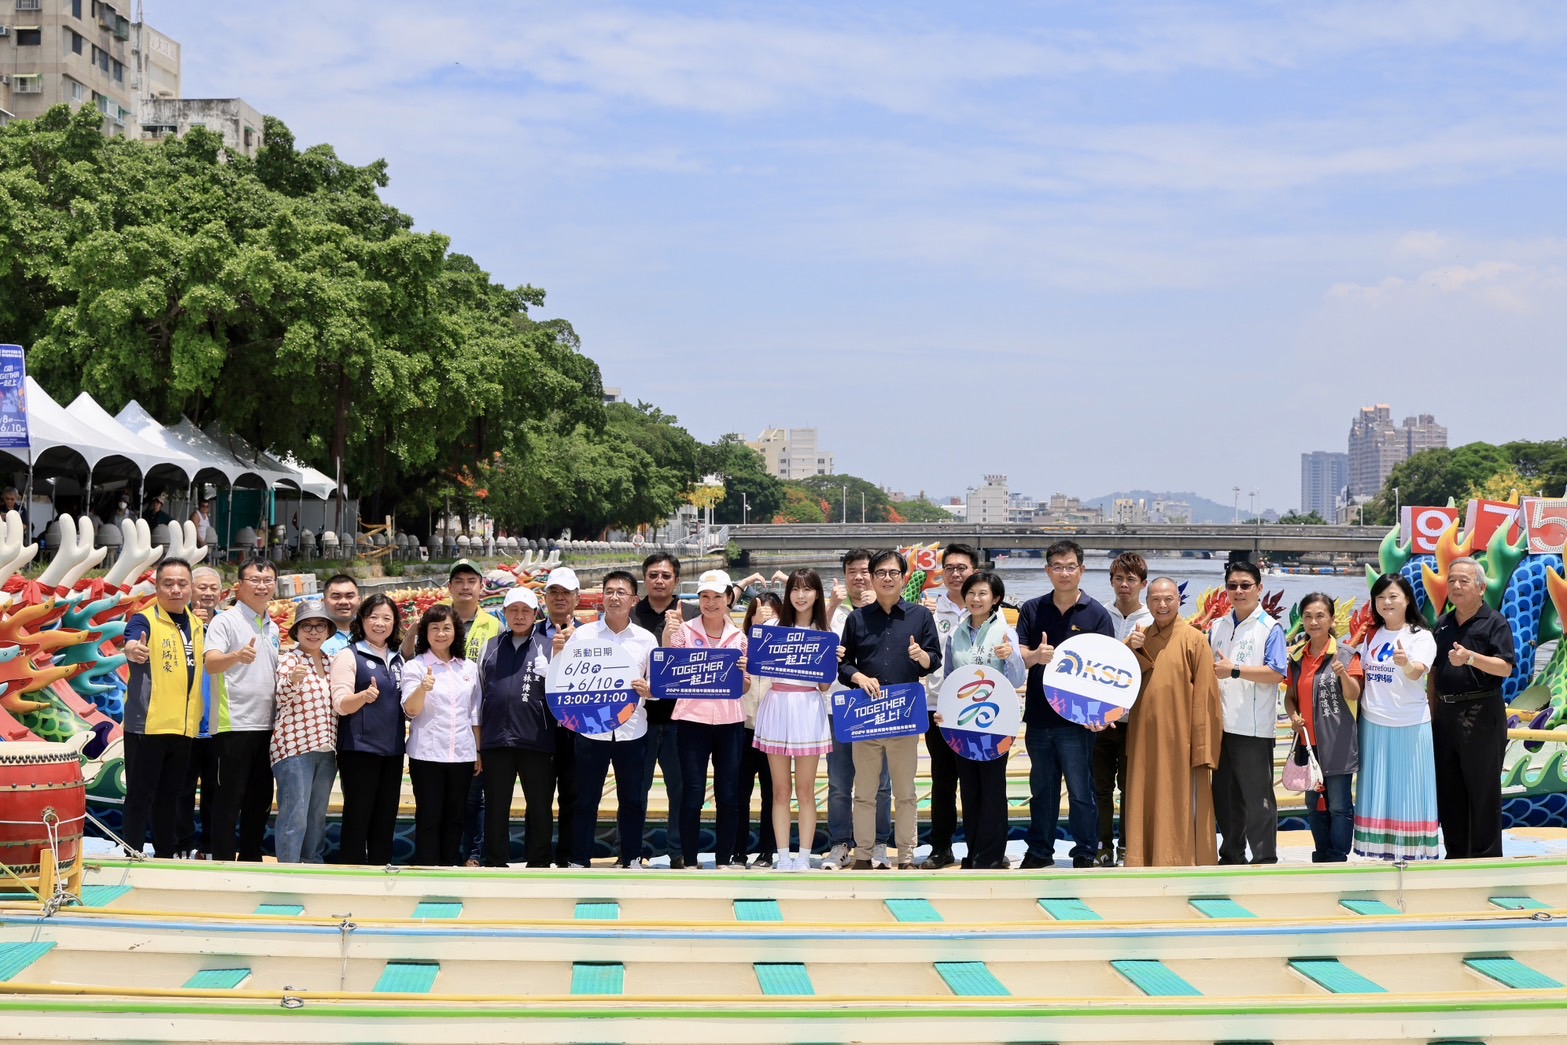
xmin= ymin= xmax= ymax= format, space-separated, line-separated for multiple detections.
xmin=696 ymin=569 xmax=732 ymax=595
xmin=503 ymin=586 xmax=540 ymax=611
xmin=544 ymin=567 xmax=580 ymax=592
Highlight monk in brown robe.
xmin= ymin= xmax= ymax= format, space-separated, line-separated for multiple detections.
xmin=1124 ymin=577 xmax=1223 ymax=867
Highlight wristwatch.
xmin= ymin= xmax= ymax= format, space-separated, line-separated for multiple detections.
xmin=1230 ymin=667 xmax=1241 ymax=679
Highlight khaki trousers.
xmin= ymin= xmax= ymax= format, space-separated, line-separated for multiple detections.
xmin=852 ymin=735 xmax=919 ymax=863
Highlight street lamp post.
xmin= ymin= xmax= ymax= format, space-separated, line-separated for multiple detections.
xmin=842 ymin=484 xmax=848 ymax=524
xmin=1394 ymin=486 xmax=1400 ymax=523
xmin=1250 ymin=489 xmax=1258 ymax=521
xmin=742 ymin=493 xmax=750 ymax=525
xmin=1232 ymin=486 xmax=1240 ymax=524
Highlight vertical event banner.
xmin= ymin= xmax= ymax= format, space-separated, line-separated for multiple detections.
xmin=831 ymin=682 xmax=927 ymax=744
xmin=1041 ymin=633 xmax=1142 ymax=729
xmin=1400 ymin=505 xmax=1460 ymax=555
xmin=747 ymin=624 xmax=839 ymax=684
xmin=649 ymin=647 xmax=743 ymax=700
xmin=0 ymin=346 xmax=28 ymax=451
xmin=545 ymin=632 xmax=641 ymax=735
xmin=936 ymin=664 xmax=1022 ymax=762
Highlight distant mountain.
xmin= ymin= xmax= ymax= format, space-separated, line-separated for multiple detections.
xmin=1084 ymin=490 xmax=1242 ymax=525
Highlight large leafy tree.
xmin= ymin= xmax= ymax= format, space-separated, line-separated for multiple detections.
xmin=701 ymin=435 xmax=784 ymax=524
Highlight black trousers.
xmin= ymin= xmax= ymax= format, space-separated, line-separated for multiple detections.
xmin=122 ymin=732 xmax=192 ymax=858
xmin=211 ymin=730 xmax=274 ymax=861
xmin=923 ymin=712 xmax=959 ymax=851
xmin=337 ymin=750 xmax=403 ymax=865
xmin=573 ymin=734 xmax=649 ymax=866
xmin=410 ymin=758 xmax=476 ymax=866
xmin=553 ymin=723 xmax=578 ymax=866
xmin=1093 ymin=725 xmax=1128 ymax=855
xmin=956 ymin=752 xmax=1010 ymax=868
xmin=481 ymin=747 xmax=555 ymax=867
xmin=734 ymin=728 xmax=775 ymax=858
xmin=1213 ymin=733 xmax=1277 ymax=864
xmin=1433 ymin=696 xmax=1507 ymax=859
xmin=176 ymin=735 xmax=215 ymax=855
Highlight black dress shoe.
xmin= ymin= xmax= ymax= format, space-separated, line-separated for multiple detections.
xmin=1072 ymin=857 xmax=1096 ymax=868
xmin=922 ymin=849 xmax=956 ymax=869
xmin=668 ymin=854 xmax=685 ymax=870
xmin=1019 ymin=852 xmax=1054 ymax=869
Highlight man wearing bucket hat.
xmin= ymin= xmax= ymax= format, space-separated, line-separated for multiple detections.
xmin=271 ymin=600 xmax=339 ymax=863
xmin=475 ymin=586 xmax=556 ymax=866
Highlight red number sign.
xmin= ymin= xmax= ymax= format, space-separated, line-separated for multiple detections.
xmin=1401 ymin=506 xmax=1459 ymax=555
xmin=1523 ymin=498 xmax=1567 ymax=555
xmin=1464 ymin=499 xmax=1522 ymax=550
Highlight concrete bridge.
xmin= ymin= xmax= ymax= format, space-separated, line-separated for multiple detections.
xmin=728 ymin=522 xmax=1388 ymax=560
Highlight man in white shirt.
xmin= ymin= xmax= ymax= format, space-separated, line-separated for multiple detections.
xmin=1208 ymin=560 xmax=1287 ymax=865
xmin=565 ymin=570 xmax=656 ymax=868
xmin=1095 ymin=552 xmax=1155 ymax=866
xmin=203 ymin=556 xmax=282 ymax=862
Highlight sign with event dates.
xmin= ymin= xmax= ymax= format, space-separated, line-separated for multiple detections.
xmin=649 ymin=647 xmax=743 ymax=700
xmin=936 ymin=664 xmax=1022 ymax=762
xmin=545 ymin=633 xmax=640 ymax=735
xmin=747 ymin=624 xmax=839 ymax=685
xmin=831 ymin=683 xmax=927 ymax=744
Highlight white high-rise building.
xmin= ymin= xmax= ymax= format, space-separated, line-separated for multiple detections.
xmin=749 ymin=428 xmax=835 ymax=480
xmin=966 ymin=474 xmax=1009 ymax=525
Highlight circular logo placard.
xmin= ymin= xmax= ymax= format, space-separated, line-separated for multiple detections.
xmin=936 ymin=664 xmax=1022 ymax=762
xmin=1041 ymin=632 xmax=1142 ymax=728
xmin=545 ymin=632 xmax=641 ymax=735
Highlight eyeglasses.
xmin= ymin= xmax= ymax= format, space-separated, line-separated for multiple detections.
xmin=603 ymin=589 xmax=634 ymax=598
xmin=298 ymin=621 xmax=331 ymax=632
xmin=945 ymin=563 xmax=973 ymax=575
xmin=1047 ymin=564 xmax=1080 ymax=574
xmin=872 ymin=569 xmax=904 ymax=580
xmin=243 ymin=576 xmax=276 ymax=587
xmin=1226 ymin=582 xmax=1257 ymax=591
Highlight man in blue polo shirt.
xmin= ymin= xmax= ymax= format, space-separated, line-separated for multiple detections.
xmin=1017 ymin=540 xmax=1114 ymax=868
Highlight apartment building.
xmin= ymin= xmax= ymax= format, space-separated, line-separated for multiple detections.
xmin=749 ymin=427 xmax=835 ymax=480
xmin=2 ymin=0 xmax=138 ymax=133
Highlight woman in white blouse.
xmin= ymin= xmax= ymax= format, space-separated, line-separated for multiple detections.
xmin=401 ymin=604 xmax=481 ymax=865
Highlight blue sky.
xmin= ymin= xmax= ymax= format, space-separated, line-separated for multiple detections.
xmin=154 ymin=1 xmax=1567 ymax=511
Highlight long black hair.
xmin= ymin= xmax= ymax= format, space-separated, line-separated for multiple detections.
xmin=1368 ymin=573 xmax=1423 ymax=633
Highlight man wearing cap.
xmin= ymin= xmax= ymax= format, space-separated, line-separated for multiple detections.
xmin=535 ymin=566 xmax=584 ymax=866
xmin=145 ymin=494 xmax=173 ymax=530
xmin=632 ymin=553 xmax=699 ymax=868
xmin=204 ymin=556 xmax=282 ymax=862
xmin=403 ymin=559 xmax=500 ymax=660
xmin=476 ymin=586 xmax=556 ymax=867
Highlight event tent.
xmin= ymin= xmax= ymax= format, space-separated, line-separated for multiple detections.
xmin=67 ymin=392 xmax=200 ymax=499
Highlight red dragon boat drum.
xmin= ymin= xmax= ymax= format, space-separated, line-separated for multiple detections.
xmin=0 ymin=742 xmax=87 ymax=877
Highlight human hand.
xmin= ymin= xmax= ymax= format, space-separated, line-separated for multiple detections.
xmin=236 ymin=637 xmax=258 ymax=665
xmin=124 ymin=638 xmax=150 ymax=665
xmin=554 ymin=620 xmax=575 ymax=655
xmin=1447 ymin=643 xmax=1470 ymax=667
xmin=1393 ymin=641 xmax=1410 ymax=668
xmin=856 ymin=674 xmax=882 ymax=699
xmin=856 ymin=588 xmax=875 ymax=607
xmin=631 ymin=678 xmax=650 ymax=698
xmin=995 ymin=640 xmax=1014 ymax=660
xmin=289 ymin=661 xmax=308 ymax=686
xmin=362 ymin=678 xmax=380 ymax=704
xmin=1127 ymin=624 xmax=1147 ymax=651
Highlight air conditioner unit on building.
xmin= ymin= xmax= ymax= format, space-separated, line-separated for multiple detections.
xmin=0 ymin=75 xmax=8 ymax=86
xmin=0 ymin=27 xmax=11 ymax=37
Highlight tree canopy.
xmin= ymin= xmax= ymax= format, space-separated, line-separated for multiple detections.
xmin=1367 ymin=439 xmax=1567 ymax=524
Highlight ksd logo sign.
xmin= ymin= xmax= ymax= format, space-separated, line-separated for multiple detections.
xmin=1042 ymin=633 xmax=1143 ymax=729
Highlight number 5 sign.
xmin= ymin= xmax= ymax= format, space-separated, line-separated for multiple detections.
xmin=1401 ymin=506 xmax=1460 ymax=555
xmin=1522 ymin=498 xmax=1567 ymax=555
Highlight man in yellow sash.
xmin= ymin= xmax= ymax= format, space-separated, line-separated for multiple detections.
xmin=121 ymin=558 xmax=205 ymax=858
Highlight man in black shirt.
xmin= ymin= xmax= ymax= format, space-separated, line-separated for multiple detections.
xmin=1429 ymin=556 xmax=1516 ymax=859
xmin=838 ymin=550 xmax=942 ymax=869
xmin=631 ymin=552 xmax=699 ymax=868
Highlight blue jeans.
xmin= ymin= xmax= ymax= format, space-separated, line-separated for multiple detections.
xmin=678 ymin=721 xmax=746 ymax=865
xmin=642 ymin=720 xmax=682 ymax=854
xmin=1308 ymin=773 xmax=1355 ymax=862
xmin=827 ymin=739 xmax=890 ymax=849
xmin=272 ymin=751 xmax=335 ymax=863
xmin=1025 ymin=725 xmax=1098 ymax=864
xmin=574 ymin=734 xmax=650 ymax=866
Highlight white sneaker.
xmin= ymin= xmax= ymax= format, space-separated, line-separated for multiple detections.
xmin=789 ymin=851 xmax=811 ymax=872
xmin=774 ymin=849 xmax=790 ymax=870
xmin=821 ymin=843 xmax=850 ymax=871
xmin=871 ymin=844 xmax=892 ymax=870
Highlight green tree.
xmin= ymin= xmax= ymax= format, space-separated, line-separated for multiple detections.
xmin=896 ymin=497 xmax=957 ymax=523
xmin=1277 ymin=510 xmax=1327 ymax=525
xmin=1366 ymin=442 xmax=1511 ymax=524
xmin=791 ymin=474 xmax=894 ymax=523
xmin=774 ymin=486 xmax=827 ymax=524
xmin=701 ymin=435 xmax=783 ymax=524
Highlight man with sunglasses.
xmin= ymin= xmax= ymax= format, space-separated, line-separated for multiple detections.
xmin=1208 ymin=560 xmax=1287 ymax=864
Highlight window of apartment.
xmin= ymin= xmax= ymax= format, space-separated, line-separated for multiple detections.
xmin=66 ymin=78 xmax=84 ymax=101
xmin=70 ymin=30 xmax=83 ymax=55
xmin=12 ymin=74 xmax=42 ymax=93
xmin=16 ymin=28 xmax=42 ymax=46
xmin=16 ymin=0 xmax=43 ymax=12
xmin=111 ymin=58 xmax=122 ymax=82
xmin=98 ymin=48 xmax=108 ymax=72
xmin=73 ymin=0 xmax=83 ymax=18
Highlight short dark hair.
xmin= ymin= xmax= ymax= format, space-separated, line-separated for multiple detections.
xmin=869 ymin=549 xmax=907 ymax=575
xmin=841 ymin=548 xmax=874 ymax=571
xmin=1109 ymin=552 xmax=1147 ymax=582
xmin=1044 ymin=540 xmax=1084 ymax=567
xmin=415 ymin=603 xmax=468 ymax=660
xmin=641 ymin=552 xmax=680 ymax=576
xmin=237 ymin=556 xmax=277 ymax=581
xmin=1298 ymin=592 xmax=1335 ymax=616
xmin=155 ymin=557 xmax=192 ymax=580
xmin=350 ymin=593 xmax=405 ymax=648
xmin=942 ymin=543 xmax=980 ymax=568
xmin=960 ymin=569 xmax=1005 ymax=602
xmin=603 ymin=570 xmax=638 ymax=595
xmin=1224 ymin=560 xmax=1262 ymax=585
xmin=324 ymin=573 xmax=359 ymax=594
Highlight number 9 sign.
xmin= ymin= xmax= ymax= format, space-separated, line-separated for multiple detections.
xmin=1401 ymin=506 xmax=1459 ymax=555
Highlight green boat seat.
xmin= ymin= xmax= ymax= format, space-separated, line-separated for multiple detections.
xmin=935 ymin=961 xmax=1010 ymax=997
xmin=1112 ymin=959 xmax=1202 ymax=997
xmin=574 ymin=901 xmax=620 ymax=920
xmin=1289 ymin=958 xmax=1386 ymax=994
xmin=1189 ymin=897 xmax=1256 ymax=919
xmin=1489 ymin=896 xmax=1550 ymax=911
xmin=183 ymin=968 xmax=252 ymax=990
xmin=734 ymin=898 xmax=783 ymax=921
xmin=1038 ymin=897 xmax=1101 ymax=921
xmin=755 ymin=962 xmax=815 ymax=995
xmin=255 ymin=903 xmax=305 ymax=916
xmin=78 ymin=885 xmax=132 ymax=907
xmin=571 ymin=962 xmax=625 ymax=995
xmin=885 ymin=898 xmax=943 ymax=922
xmin=1464 ymin=956 xmax=1564 ymax=990
xmin=411 ymin=900 xmax=463 ymax=919
xmin=1338 ymin=898 xmax=1401 ymax=916
xmin=374 ymin=961 xmax=440 ymax=994
xmin=0 ymin=942 xmax=54 ymax=982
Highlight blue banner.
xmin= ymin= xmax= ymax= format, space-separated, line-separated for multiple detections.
xmin=747 ymin=623 xmax=839 ymax=685
xmin=831 ymin=682 xmax=928 ymax=744
xmin=545 ymin=636 xmax=641 ymax=736
xmin=0 ymin=346 xmax=29 ymax=451
xmin=649 ymin=646 xmax=743 ymax=700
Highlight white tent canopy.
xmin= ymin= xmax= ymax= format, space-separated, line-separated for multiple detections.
xmin=283 ymin=455 xmax=345 ymax=500
xmin=21 ymin=377 xmax=147 ymax=473
xmin=203 ymin=422 xmax=305 ymax=493
xmin=68 ymin=392 xmax=200 ymax=482
xmin=161 ymin=416 xmax=277 ymax=488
